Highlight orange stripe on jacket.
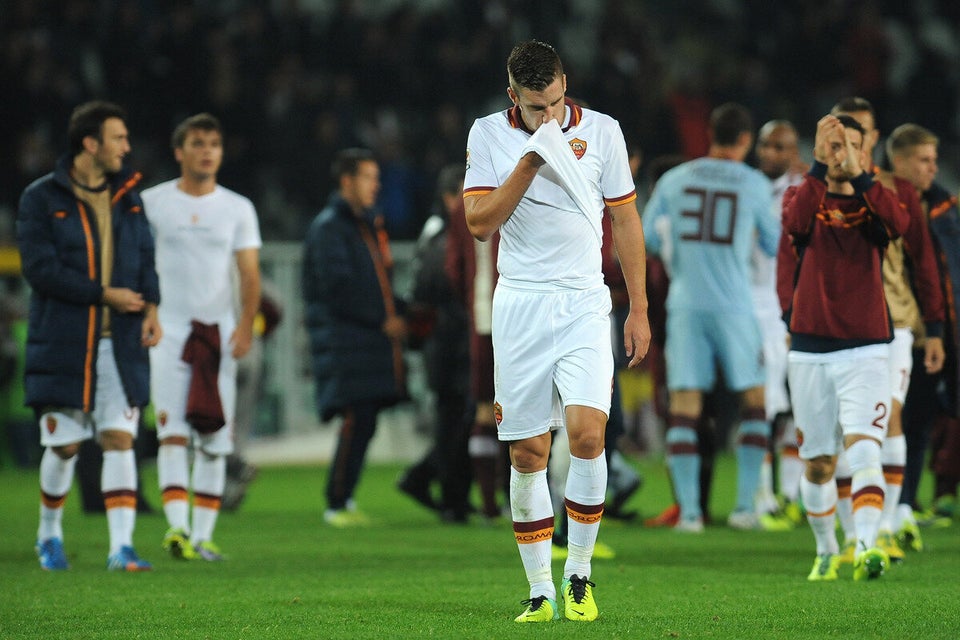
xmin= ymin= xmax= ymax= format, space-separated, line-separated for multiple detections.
xmin=76 ymin=202 xmax=98 ymax=412
xmin=358 ymin=218 xmax=404 ymax=389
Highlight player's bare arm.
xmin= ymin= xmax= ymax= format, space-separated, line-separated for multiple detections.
xmin=231 ymin=247 xmax=261 ymax=359
xmin=609 ymin=201 xmax=651 ymax=367
xmin=464 ymin=152 xmax=545 ymax=241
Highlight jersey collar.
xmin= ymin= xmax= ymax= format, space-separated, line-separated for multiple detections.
xmin=507 ymin=98 xmax=582 ymax=135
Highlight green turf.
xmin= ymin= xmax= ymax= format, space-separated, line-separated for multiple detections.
xmin=1 ymin=455 xmax=958 ymax=639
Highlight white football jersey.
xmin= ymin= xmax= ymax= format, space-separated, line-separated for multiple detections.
xmin=142 ymin=180 xmax=261 ymax=325
xmin=464 ymin=101 xmax=636 ymax=290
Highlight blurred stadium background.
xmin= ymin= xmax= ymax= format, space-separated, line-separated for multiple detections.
xmin=2 ymin=0 xmax=959 ymax=463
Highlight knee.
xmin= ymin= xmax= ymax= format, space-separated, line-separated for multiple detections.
xmin=99 ymin=430 xmax=134 ymax=451
xmin=160 ymin=435 xmax=190 ymax=448
xmin=805 ymin=455 xmax=836 ymax=484
xmin=51 ymin=444 xmax=80 ymax=460
xmin=509 ymin=438 xmax=549 ymax=473
xmin=567 ymin=429 xmax=605 ymax=459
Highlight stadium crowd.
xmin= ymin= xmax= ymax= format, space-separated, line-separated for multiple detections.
xmin=1 ymin=0 xmax=959 ymax=243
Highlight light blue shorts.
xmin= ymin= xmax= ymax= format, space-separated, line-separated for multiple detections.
xmin=665 ymin=308 xmax=764 ymax=392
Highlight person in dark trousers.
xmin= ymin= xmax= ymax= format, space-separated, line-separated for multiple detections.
xmin=303 ymin=148 xmax=408 ymax=527
xmin=397 ymin=164 xmax=473 ymax=523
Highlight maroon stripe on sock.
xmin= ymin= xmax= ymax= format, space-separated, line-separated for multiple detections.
xmin=668 ymin=414 xmax=698 ymax=429
xmin=513 ymin=516 xmax=555 ymax=534
xmin=668 ymin=442 xmax=698 ymax=455
xmin=739 ymin=434 xmax=768 ymax=449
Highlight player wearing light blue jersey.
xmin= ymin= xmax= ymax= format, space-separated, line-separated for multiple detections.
xmin=643 ymin=103 xmax=778 ymax=532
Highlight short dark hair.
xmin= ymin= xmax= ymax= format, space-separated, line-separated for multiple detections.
xmin=831 ymin=96 xmax=876 ymax=123
xmin=171 ymin=113 xmax=222 ymax=149
xmin=836 ymin=113 xmax=866 ymax=136
xmin=68 ymin=100 xmax=127 ymax=157
xmin=710 ymin=102 xmax=753 ymax=146
xmin=331 ymin=148 xmax=376 ymax=182
xmin=507 ymin=40 xmax=563 ymax=93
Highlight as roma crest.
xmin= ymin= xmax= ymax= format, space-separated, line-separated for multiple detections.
xmin=158 ymin=410 xmax=168 ymax=426
xmin=493 ymin=402 xmax=503 ymax=426
xmin=45 ymin=415 xmax=57 ymax=434
xmin=569 ymin=138 xmax=587 ymax=160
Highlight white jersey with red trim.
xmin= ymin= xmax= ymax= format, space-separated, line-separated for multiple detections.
xmin=464 ymin=102 xmax=636 ymax=290
xmin=142 ymin=179 xmax=262 ymax=326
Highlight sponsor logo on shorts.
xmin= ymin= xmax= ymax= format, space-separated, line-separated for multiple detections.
xmin=46 ymin=415 xmax=57 ymax=434
xmin=493 ymin=402 xmax=503 ymax=426
xmin=569 ymin=138 xmax=587 ymax=160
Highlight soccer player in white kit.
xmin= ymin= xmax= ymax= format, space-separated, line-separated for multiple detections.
xmin=141 ymin=113 xmax=262 ymax=561
xmin=463 ymin=40 xmax=651 ymax=623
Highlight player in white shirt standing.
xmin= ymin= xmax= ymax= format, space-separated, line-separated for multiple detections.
xmin=141 ymin=113 xmax=262 ymax=562
xmin=463 ymin=40 xmax=651 ymax=623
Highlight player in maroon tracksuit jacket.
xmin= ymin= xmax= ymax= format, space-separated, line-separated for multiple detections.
xmin=776 ymin=113 xmax=910 ymax=582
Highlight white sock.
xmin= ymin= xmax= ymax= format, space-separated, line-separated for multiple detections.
xmin=158 ymin=444 xmax=191 ymax=532
xmin=846 ymin=439 xmax=885 ymax=551
xmin=38 ymin=448 xmax=76 ymax=542
xmin=879 ymin=434 xmax=906 ymax=533
xmin=102 ymin=449 xmax=137 ymax=554
xmin=510 ymin=467 xmax=555 ymax=601
xmin=801 ymin=475 xmax=839 ymax=555
xmin=834 ymin=451 xmax=855 ymax=544
xmin=190 ymin=451 xmax=225 ymax=544
xmin=563 ymin=452 xmax=607 ymax=581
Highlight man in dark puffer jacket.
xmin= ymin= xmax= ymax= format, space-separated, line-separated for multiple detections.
xmin=303 ymin=148 xmax=407 ymax=526
xmin=17 ymin=101 xmax=162 ymax=571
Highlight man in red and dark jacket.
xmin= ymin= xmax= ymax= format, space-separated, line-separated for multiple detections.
xmin=777 ymin=113 xmax=909 ymax=582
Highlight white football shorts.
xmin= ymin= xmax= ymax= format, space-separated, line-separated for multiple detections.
xmin=39 ymin=339 xmax=140 ymax=447
xmin=492 ymin=283 xmax=613 ymax=441
xmin=888 ymin=327 xmax=914 ymax=405
xmin=151 ymin=318 xmax=237 ymax=455
xmin=787 ymin=344 xmax=890 ymax=459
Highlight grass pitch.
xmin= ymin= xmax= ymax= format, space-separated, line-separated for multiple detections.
xmin=1 ymin=454 xmax=958 ymax=639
